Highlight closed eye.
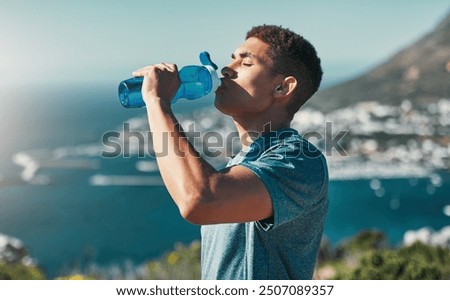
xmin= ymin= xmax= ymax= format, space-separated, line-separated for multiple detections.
xmin=231 ymin=52 xmax=254 ymax=66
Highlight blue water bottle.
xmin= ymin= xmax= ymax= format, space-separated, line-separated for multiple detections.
xmin=118 ymin=51 xmax=221 ymax=108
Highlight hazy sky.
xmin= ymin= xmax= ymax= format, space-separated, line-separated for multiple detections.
xmin=1 ymin=0 xmax=449 ymax=87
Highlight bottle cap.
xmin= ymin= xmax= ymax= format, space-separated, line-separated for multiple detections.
xmin=199 ymin=51 xmax=218 ymax=70
xmin=199 ymin=51 xmax=221 ymax=94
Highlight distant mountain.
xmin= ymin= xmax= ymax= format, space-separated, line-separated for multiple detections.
xmin=307 ymin=12 xmax=450 ymax=112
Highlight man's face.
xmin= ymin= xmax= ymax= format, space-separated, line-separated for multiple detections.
xmin=214 ymin=37 xmax=282 ymax=118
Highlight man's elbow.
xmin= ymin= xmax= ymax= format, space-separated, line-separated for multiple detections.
xmin=178 ymin=196 xmax=214 ymax=225
xmin=174 ymin=178 xmax=219 ymax=225
xmin=180 ymin=208 xmax=204 ymax=225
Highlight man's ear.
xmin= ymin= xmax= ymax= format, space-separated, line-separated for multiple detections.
xmin=274 ymin=76 xmax=298 ymax=101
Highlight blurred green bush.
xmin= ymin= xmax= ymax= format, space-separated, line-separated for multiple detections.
xmin=317 ymin=230 xmax=450 ymax=280
xmin=0 ymin=261 xmax=45 ymax=280
xmin=2 ymin=230 xmax=449 ymax=280
xmin=145 ymin=241 xmax=201 ymax=280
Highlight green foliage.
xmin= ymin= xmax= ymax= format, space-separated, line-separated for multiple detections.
xmin=334 ymin=241 xmax=450 ymax=280
xmin=337 ymin=230 xmax=388 ymax=256
xmin=4 ymin=229 xmax=446 ymax=280
xmin=0 ymin=261 xmax=45 ymax=280
xmin=144 ymin=241 xmax=201 ymax=280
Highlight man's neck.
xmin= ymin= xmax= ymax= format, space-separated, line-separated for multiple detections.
xmin=233 ymin=117 xmax=291 ymax=150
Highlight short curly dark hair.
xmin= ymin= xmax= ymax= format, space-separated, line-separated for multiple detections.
xmin=246 ymin=25 xmax=323 ymax=118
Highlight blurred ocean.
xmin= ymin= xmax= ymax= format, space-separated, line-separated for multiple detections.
xmin=0 ymin=82 xmax=449 ymax=278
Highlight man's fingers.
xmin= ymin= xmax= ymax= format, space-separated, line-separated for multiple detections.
xmin=161 ymin=63 xmax=178 ymax=71
xmin=132 ymin=66 xmax=155 ymax=77
xmin=132 ymin=63 xmax=177 ymax=77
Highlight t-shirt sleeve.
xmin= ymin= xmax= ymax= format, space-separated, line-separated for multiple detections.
xmin=239 ymin=141 xmax=328 ymax=231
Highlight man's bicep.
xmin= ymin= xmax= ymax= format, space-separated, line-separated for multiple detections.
xmin=200 ymin=165 xmax=273 ymax=224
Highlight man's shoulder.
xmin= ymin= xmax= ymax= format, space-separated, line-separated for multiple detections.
xmin=255 ymin=128 xmax=325 ymax=163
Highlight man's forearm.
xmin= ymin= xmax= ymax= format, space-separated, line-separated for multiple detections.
xmin=145 ymin=101 xmax=218 ymax=218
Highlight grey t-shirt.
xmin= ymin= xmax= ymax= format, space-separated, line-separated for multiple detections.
xmin=201 ymin=128 xmax=329 ymax=279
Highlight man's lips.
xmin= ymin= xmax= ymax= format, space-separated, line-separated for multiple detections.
xmin=216 ymin=81 xmax=226 ymax=93
xmin=216 ymin=78 xmax=229 ymax=91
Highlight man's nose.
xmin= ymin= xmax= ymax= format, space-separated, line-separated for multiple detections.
xmin=221 ymin=66 xmax=237 ymax=79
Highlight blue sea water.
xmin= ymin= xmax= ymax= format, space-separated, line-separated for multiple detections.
xmin=0 ymin=82 xmax=449 ymax=278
